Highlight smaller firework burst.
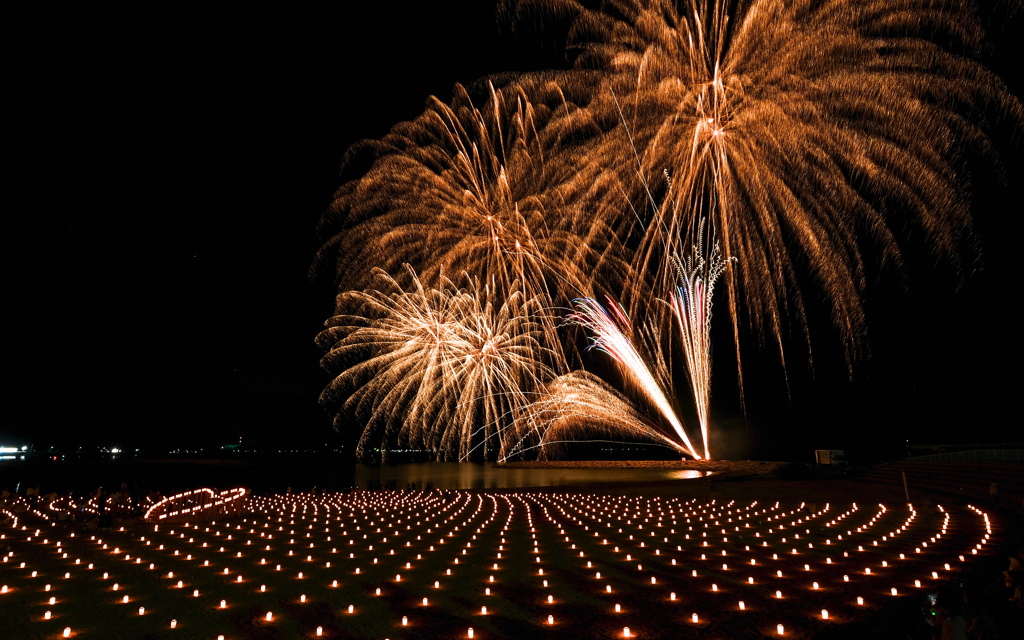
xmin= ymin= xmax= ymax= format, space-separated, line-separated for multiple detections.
xmin=316 ymin=266 xmax=555 ymax=461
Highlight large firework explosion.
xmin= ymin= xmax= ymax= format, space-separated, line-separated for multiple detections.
xmin=315 ymin=0 xmax=1020 ymax=461
xmin=507 ymin=0 xmax=1021 ymax=367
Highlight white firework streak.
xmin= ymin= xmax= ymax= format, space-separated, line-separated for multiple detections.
xmin=671 ymin=236 xmax=731 ymax=459
xmin=569 ymin=297 xmax=702 ymax=459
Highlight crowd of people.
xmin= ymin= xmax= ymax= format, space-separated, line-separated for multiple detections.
xmin=909 ymin=551 xmax=1022 ymax=640
xmin=0 ymin=483 xmax=167 ymax=529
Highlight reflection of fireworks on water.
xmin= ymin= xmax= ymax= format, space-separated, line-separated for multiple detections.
xmin=316 ymin=266 xmax=554 ymax=461
xmin=671 ymin=224 xmax=732 ymax=459
xmin=567 ymin=297 xmax=702 ymax=459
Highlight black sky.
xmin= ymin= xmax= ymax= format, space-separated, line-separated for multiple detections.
xmin=5 ymin=2 xmax=1022 ymax=459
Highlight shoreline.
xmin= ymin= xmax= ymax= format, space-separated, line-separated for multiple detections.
xmin=496 ymin=459 xmax=786 ymax=475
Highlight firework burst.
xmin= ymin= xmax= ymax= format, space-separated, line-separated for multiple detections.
xmin=313 ymin=79 xmax=626 ymax=308
xmin=316 ymin=266 xmax=555 ymax=461
xmin=506 ymin=0 xmax=1022 ymax=369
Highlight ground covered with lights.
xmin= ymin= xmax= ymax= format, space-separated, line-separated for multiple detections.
xmin=0 ymin=490 xmax=999 ymax=639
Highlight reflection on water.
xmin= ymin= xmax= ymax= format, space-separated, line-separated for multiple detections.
xmin=354 ymin=463 xmax=711 ymax=490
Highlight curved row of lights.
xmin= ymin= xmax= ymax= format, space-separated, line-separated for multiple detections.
xmin=143 ymin=487 xmax=248 ymax=521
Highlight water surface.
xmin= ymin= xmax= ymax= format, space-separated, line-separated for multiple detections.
xmin=354 ymin=462 xmax=709 ymax=490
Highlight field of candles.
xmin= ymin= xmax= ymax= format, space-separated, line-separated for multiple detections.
xmin=0 ymin=489 xmax=997 ymax=639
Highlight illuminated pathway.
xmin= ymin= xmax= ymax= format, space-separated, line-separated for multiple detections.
xmin=0 ymin=491 xmax=996 ymax=639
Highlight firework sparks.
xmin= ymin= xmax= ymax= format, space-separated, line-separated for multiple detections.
xmin=316 ymin=266 xmax=555 ymax=461
xmin=505 ymin=370 xmax=694 ymax=461
xmin=671 ymin=224 xmax=732 ymax=459
xmin=312 ymin=79 xmax=632 ymax=375
xmin=313 ymin=79 xmax=625 ymax=309
xmin=316 ymin=0 xmax=1021 ymax=460
xmin=569 ymin=297 xmax=702 ymax=459
xmin=505 ymin=0 xmax=1022 ymax=369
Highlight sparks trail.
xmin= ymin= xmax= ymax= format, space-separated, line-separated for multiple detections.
xmin=567 ymin=297 xmax=702 ymax=459
xmin=671 ymin=223 xmax=732 ymax=459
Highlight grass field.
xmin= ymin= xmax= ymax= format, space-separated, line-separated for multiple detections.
xmin=0 ymin=488 xmax=997 ymax=639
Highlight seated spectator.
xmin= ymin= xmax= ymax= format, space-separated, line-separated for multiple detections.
xmin=927 ymin=587 xmax=968 ymax=640
xmin=1005 ymin=556 xmax=1023 ymax=605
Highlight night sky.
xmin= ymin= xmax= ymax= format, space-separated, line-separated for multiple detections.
xmin=6 ymin=2 xmax=1023 ymax=460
